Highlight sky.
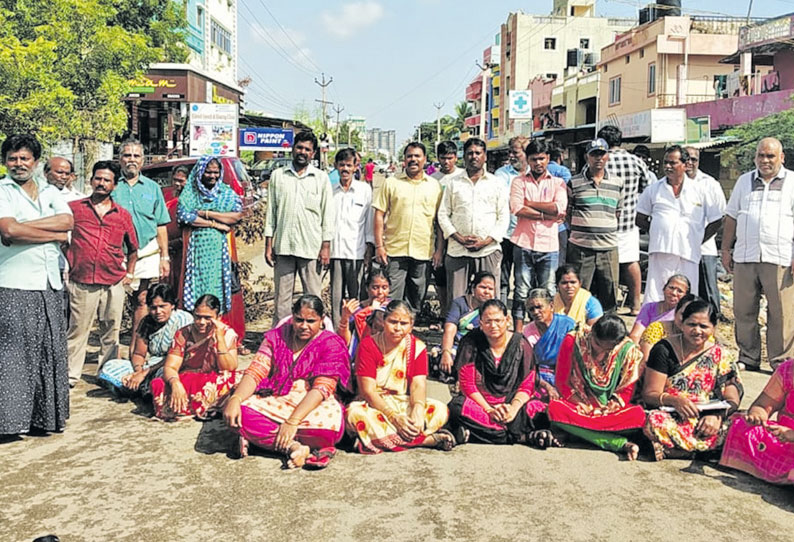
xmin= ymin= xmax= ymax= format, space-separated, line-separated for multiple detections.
xmin=236 ymin=0 xmax=791 ymax=143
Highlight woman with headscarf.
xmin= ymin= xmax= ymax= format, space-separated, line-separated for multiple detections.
xmin=177 ymin=156 xmax=243 ymax=320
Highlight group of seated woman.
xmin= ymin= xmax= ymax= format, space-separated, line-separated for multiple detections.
xmin=98 ymin=273 xmax=792 ymax=483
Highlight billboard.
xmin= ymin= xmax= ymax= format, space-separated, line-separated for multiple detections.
xmin=189 ymin=103 xmax=238 ymax=157
xmin=238 ymin=128 xmax=294 ymax=151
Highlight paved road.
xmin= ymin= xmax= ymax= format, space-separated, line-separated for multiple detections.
xmin=2 ymin=370 xmax=792 ymax=542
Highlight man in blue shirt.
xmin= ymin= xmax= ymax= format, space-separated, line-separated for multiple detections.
xmin=547 ymin=140 xmax=572 ymax=265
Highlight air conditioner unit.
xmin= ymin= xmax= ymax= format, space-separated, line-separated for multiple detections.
xmin=584 ymin=53 xmax=598 ymax=66
xmin=567 ymin=48 xmax=584 ymax=68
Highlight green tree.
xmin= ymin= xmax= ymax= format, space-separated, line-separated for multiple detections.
xmin=722 ymin=102 xmax=794 ymax=171
xmin=0 ymin=0 xmax=187 ymax=148
xmin=452 ymin=101 xmax=473 ymax=136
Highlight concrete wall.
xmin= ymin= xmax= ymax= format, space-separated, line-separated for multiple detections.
xmin=681 ymin=89 xmax=794 ymax=129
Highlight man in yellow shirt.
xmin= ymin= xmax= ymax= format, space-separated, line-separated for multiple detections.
xmin=373 ymin=142 xmax=442 ymax=311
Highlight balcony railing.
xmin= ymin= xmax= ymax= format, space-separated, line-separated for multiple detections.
xmin=657 ymin=93 xmax=719 ymax=107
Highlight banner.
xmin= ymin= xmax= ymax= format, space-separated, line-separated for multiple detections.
xmin=189 ymin=103 xmax=238 ymax=157
xmin=238 ymin=128 xmax=294 ymax=151
xmin=508 ymin=90 xmax=532 ymax=120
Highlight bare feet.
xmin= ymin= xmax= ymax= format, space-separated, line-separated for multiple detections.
xmin=651 ymin=441 xmax=665 ymax=462
xmin=424 ymin=429 xmax=456 ymax=451
xmin=239 ymin=435 xmax=249 ymax=459
xmin=285 ymin=441 xmax=311 ymax=469
xmin=623 ymin=441 xmax=640 ymax=461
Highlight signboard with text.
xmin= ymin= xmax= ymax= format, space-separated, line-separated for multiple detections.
xmin=189 ymin=103 xmax=238 ymax=157
xmin=509 ymin=90 xmax=532 ymax=120
xmin=239 ymin=128 xmax=294 ymax=151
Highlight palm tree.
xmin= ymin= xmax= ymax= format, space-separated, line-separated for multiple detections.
xmin=450 ymin=101 xmax=472 ymax=136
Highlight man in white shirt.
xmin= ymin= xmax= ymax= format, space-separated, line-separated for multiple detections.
xmin=684 ymin=146 xmax=726 ymax=320
xmin=329 ymin=148 xmax=374 ymax=327
xmin=636 ymin=145 xmax=723 ymax=303
xmin=438 ymin=137 xmax=508 ymax=305
xmin=723 ymin=137 xmax=794 ymax=371
xmin=45 ymin=157 xmax=84 ymax=202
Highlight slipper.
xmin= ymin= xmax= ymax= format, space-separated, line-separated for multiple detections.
xmin=304 ymin=446 xmax=337 ymax=470
xmin=526 ymin=429 xmax=563 ymax=450
xmin=452 ymin=426 xmax=470 ymax=446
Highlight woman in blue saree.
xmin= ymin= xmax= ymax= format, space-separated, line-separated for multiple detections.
xmin=437 ymin=271 xmax=497 ymax=378
xmin=177 ymin=156 xmax=243 ymax=317
xmin=523 ymin=288 xmax=575 ymax=399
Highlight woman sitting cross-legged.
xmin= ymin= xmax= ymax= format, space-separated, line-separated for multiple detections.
xmin=523 ymin=288 xmax=576 ymax=399
xmin=346 ymin=300 xmax=454 ymax=453
xmin=720 ymin=359 xmax=794 ymax=485
xmin=447 ymin=299 xmax=550 ymax=447
xmin=642 ymin=299 xmax=743 ymax=461
xmin=151 ymin=294 xmax=240 ymax=421
xmin=629 ymin=274 xmax=690 ymax=344
xmin=547 ymin=314 xmax=646 ymax=460
xmin=337 ymin=268 xmax=391 ymax=359
xmin=99 ymin=283 xmax=193 ymax=396
xmin=224 ymin=295 xmax=351 ymax=469
xmin=437 ymin=271 xmax=497 ymax=378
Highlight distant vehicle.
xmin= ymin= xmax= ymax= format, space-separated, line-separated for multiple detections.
xmin=375 ymin=160 xmax=389 ymax=174
xmin=250 ymin=157 xmax=292 ymax=184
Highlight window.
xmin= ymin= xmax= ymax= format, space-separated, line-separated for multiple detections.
xmin=211 ymin=19 xmax=232 ymax=55
xmin=640 ymin=48 xmax=645 ymax=58
xmin=604 ymin=63 xmax=608 ymax=73
xmin=648 ymin=63 xmax=656 ymax=95
xmin=580 ymin=38 xmax=590 ymax=49
xmin=544 ymin=38 xmax=556 ymax=50
xmin=196 ymin=6 xmax=204 ymax=27
xmin=625 ymin=55 xmax=630 ymax=64
xmin=546 ymin=73 xmax=558 ymax=80
xmin=609 ymin=76 xmax=621 ymax=105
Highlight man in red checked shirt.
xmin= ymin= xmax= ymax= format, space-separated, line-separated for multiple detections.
xmin=65 ymin=161 xmax=138 ymax=388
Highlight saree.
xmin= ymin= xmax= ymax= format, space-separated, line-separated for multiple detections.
xmin=177 ymin=156 xmax=243 ymax=314
xmin=237 ymin=328 xmax=351 ymax=451
xmin=548 ymin=327 xmax=646 ymax=435
xmin=151 ymin=323 xmax=240 ymax=420
xmin=347 ymin=300 xmax=389 ymax=359
xmin=644 ymin=342 xmax=743 ymax=453
xmin=532 ymin=314 xmax=575 ymax=386
xmin=99 ymin=309 xmax=194 ymax=391
xmin=347 ymin=335 xmax=449 ymax=453
xmin=720 ymin=360 xmax=794 ymax=484
xmin=447 ymin=330 xmax=544 ymax=444
xmin=553 ymin=287 xmax=591 ymax=325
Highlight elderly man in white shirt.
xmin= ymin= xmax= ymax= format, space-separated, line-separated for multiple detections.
xmin=722 ymin=137 xmax=794 ymax=371
xmin=684 ymin=146 xmax=726 ymax=319
xmin=438 ymin=138 xmax=509 ymax=307
xmin=636 ymin=145 xmax=723 ymax=303
xmin=329 ymin=148 xmax=374 ymax=328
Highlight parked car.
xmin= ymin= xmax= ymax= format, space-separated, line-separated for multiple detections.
xmin=141 ymin=156 xmax=254 ymax=345
xmin=250 ymin=157 xmax=292 ymax=184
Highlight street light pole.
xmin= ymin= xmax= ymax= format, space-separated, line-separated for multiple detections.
xmin=475 ymin=61 xmax=492 ymax=140
xmin=433 ymin=102 xmax=444 ymax=152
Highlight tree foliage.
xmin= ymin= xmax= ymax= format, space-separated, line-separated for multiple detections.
xmin=722 ymin=99 xmax=794 ymax=171
xmin=0 ymin=0 xmax=187 ymax=145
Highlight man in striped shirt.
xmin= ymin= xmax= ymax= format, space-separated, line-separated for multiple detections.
xmin=566 ymin=138 xmax=623 ymax=311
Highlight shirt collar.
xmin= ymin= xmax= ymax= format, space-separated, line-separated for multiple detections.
xmin=334 ymin=180 xmax=359 ymax=193
xmin=288 ymin=163 xmax=318 ymax=178
xmin=396 ymin=172 xmax=431 ymax=183
xmin=753 ymin=167 xmax=787 ymax=183
xmin=582 ymin=165 xmax=610 ymax=181
xmin=78 ymin=196 xmax=121 ymax=213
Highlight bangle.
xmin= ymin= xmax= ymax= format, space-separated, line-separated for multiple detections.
xmin=161 ymin=255 xmax=170 ymax=262
xmin=217 ymin=350 xmax=228 ymax=354
xmin=125 ymin=272 xmax=134 ymax=279
xmin=442 ymin=349 xmax=453 ymax=355
xmin=284 ymin=418 xmax=300 ymax=426
xmin=167 ymin=375 xmax=180 ymax=385
xmin=540 ymin=212 xmax=545 ymax=221
xmin=133 ymin=365 xmax=144 ymax=372
xmin=659 ymin=392 xmax=667 ymax=406
xmin=228 ymin=395 xmax=242 ymax=404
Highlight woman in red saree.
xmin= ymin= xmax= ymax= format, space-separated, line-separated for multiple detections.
xmin=151 ymin=294 xmax=239 ymax=420
xmin=224 ymin=295 xmax=350 ymax=469
xmin=548 ymin=314 xmax=645 ymax=460
xmin=346 ymin=300 xmax=454 ymax=453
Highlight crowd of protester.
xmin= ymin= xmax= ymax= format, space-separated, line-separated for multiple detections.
xmin=0 ymin=128 xmax=792 ymax=484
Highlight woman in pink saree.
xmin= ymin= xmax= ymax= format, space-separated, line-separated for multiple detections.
xmin=224 ymin=295 xmax=350 ymax=469
xmin=720 ymin=360 xmax=794 ymax=484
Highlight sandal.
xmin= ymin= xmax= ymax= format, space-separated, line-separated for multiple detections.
xmin=304 ymin=447 xmax=337 ymax=470
xmin=452 ymin=426 xmax=470 ymax=446
xmin=527 ymin=429 xmax=563 ymax=450
xmin=651 ymin=441 xmax=665 ymax=461
xmin=430 ymin=429 xmax=456 ymax=451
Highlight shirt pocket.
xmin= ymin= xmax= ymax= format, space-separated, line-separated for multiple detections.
xmin=302 ymin=187 xmax=322 ymax=215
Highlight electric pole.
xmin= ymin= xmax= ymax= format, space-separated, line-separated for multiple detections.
xmin=314 ymin=72 xmax=333 ymax=168
xmin=433 ymin=102 xmax=444 ymax=153
xmin=332 ymin=103 xmax=344 ymax=152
